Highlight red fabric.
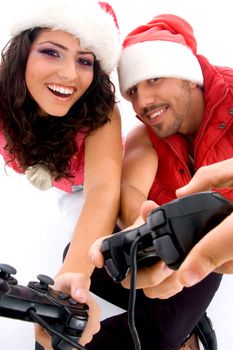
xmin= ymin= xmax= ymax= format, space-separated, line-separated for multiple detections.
xmin=123 ymin=14 xmax=197 ymax=54
xmin=99 ymin=2 xmax=119 ymax=30
xmin=147 ymin=55 xmax=233 ymax=204
xmin=0 ymin=129 xmax=86 ymax=192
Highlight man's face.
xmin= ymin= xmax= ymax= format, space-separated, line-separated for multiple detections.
xmin=126 ymin=77 xmax=197 ymax=138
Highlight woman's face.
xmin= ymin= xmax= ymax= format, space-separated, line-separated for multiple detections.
xmin=25 ymin=29 xmax=95 ymax=117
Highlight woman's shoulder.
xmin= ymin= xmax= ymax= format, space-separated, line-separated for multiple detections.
xmin=109 ymin=103 xmax=121 ymax=122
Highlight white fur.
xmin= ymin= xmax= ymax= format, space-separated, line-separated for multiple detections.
xmin=118 ymin=40 xmax=204 ymax=97
xmin=9 ymin=0 xmax=121 ymax=73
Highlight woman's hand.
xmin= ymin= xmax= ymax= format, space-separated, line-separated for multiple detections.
xmin=35 ymin=272 xmax=101 ymax=349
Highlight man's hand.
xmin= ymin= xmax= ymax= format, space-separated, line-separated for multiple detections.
xmin=175 ymin=159 xmax=233 ymax=287
xmin=90 ymin=201 xmax=182 ymax=299
xmin=177 ymin=212 xmax=233 ymax=287
xmin=176 ymin=158 xmax=233 ymax=197
xmin=120 ymin=201 xmax=181 ymax=299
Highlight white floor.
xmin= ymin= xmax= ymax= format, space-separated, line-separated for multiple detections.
xmin=0 ymin=159 xmax=233 ymax=349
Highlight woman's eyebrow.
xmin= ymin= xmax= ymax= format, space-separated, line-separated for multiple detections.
xmin=38 ymin=41 xmax=95 ymax=56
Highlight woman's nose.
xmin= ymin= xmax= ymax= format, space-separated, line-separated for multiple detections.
xmin=58 ymin=60 xmax=78 ymax=82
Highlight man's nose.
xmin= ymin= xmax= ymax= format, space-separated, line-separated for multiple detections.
xmin=136 ymin=84 xmax=156 ymax=109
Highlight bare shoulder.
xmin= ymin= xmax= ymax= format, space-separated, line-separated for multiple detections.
xmin=125 ymin=124 xmax=151 ymax=147
xmin=109 ymin=104 xmax=121 ymax=122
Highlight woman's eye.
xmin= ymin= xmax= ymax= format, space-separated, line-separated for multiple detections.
xmin=40 ymin=48 xmax=59 ymax=57
xmin=77 ymin=57 xmax=94 ymax=66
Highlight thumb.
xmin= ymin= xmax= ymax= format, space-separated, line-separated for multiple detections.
xmin=55 ymin=272 xmax=90 ymax=303
xmin=178 ymin=214 xmax=233 ymax=287
xmin=140 ymin=200 xmax=159 ymax=221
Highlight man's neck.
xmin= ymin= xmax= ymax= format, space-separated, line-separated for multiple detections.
xmin=183 ymin=86 xmax=205 ymax=136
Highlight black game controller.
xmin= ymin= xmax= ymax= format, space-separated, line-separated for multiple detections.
xmin=101 ymin=191 xmax=233 ymax=282
xmin=0 ymin=264 xmax=88 ymax=350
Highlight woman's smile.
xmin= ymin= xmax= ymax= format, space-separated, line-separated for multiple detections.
xmin=25 ymin=29 xmax=94 ymax=117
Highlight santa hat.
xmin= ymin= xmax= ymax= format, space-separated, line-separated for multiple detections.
xmin=9 ymin=0 xmax=120 ymax=74
xmin=118 ymin=14 xmax=203 ymax=97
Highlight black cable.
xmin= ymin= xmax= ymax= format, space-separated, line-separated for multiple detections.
xmin=128 ymin=235 xmax=142 ymax=350
xmin=28 ymin=308 xmax=86 ymax=350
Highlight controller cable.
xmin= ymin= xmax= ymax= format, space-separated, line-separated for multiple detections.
xmin=128 ymin=235 xmax=143 ymax=350
xmin=28 ymin=308 xmax=87 ymax=350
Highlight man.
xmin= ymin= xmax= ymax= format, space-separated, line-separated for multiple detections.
xmin=88 ymin=14 xmax=233 ymax=350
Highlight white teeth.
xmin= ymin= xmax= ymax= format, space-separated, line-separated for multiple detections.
xmin=48 ymin=84 xmax=74 ymax=95
xmin=149 ymin=108 xmax=166 ymax=119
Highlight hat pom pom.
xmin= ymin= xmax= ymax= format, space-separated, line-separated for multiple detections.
xmin=25 ymin=164 xmax=53 ymax=191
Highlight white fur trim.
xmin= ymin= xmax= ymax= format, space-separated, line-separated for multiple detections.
xmin=9 ymin=0 xmax=121 ymax=73
xmin=118 ymin=40 xmax=203 ymax=97
xmin=25 ymin=165 xmax=53 ymax=191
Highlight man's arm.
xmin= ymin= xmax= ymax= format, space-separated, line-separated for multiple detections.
xmin=119 ymin=124 xmax=158 ymax=228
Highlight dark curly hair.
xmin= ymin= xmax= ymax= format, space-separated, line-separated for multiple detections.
xmin=0 ymin=28 xmax=116 ymax=180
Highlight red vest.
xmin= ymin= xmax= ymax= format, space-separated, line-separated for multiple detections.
xmin=147 ymin=55 xmax=233 ymax=204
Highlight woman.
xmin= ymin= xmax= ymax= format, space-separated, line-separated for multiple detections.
xmin=0 ymin=0 xmax=122 ymax=347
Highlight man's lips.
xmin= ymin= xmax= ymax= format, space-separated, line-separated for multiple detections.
xmin=147 ymin=107 xmax=168 ymax=120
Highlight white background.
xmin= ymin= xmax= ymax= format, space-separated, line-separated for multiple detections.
xmin=0 ymin=0 xmax=233 ymax=349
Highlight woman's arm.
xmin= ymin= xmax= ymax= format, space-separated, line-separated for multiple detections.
xmin=35 ymin=105 xmax=123 ymax=348
xmin=58 ymin=105 xmax=122 ymax=277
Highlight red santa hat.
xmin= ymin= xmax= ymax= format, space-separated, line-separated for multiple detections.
xmin=9 ymin=0 xmax=120 ymax=74
xmin=118 ymin=14 xmax=204 ymax=97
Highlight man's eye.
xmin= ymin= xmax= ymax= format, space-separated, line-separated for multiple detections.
xmin=148 ymin=77 xmax=160 ymax=83
xmin=127 ymin=87 xmax=137 ymax=96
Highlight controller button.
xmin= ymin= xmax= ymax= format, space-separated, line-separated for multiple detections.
xmin=100 ymin=240 xmax=110 ymax=253
xmin=68 ymin=298 xmax=78 ymax=305
xmin=69 ymin=316 xmax=87 ymax=331
xmin=35 ymin=275 xmax=54 ymax=291
xmin=153 ymin=235 xmax=180 ymax=265
xmin=28 ymin=275 xmax=54 ymax=292
xmin=105 ymin=259 xmax=122 ymax=282
xmin=37 ymin=274 xmax=54 ymax=287
xmin=148 ymin=209 xmax=166 ymax=229
xmin=58 ymin=292 xmax=70 ymax=300
xmin=0 ymin=264 xmax=17 ymax=281
xmin=0 ymin=278 xmax=9 ymax=293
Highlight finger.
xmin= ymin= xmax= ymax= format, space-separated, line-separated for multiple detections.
xmin=215 ymin=260 xmax=233 ymax=274
xmin=121 ymin=261 xmax=173 ymax=289
xmin=140 ymin=200 xmax=159 ymax=221
xmin=176 ymin=171 xmax=212 ymax=197
xmin=143 ymin=271 xmax=183 ymax=299
xmin=178 ymin=213 xmax=233 ymax=287
xmin=176 ymin=160 xmax=233 ymax=198
xmin=89 ymin=236 xmax=107 ymax=268
xmin=54 ymin=272 xmax=90 ymax=303
xmin=35 ymin=324 xmax=53 ymax=350
xmin=78 ymin=294 xmax=101 ymax=345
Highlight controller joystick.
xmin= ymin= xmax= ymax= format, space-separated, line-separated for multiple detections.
xmin=0 ymin=263 xmax=17 ymax=285
xmin=0 ymin=269 xmax=88 ymax=350
xmin=101 ymin=191 xmax=233 ymax=282
xmin=28 ymin=274 xmax=54 ymax=292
